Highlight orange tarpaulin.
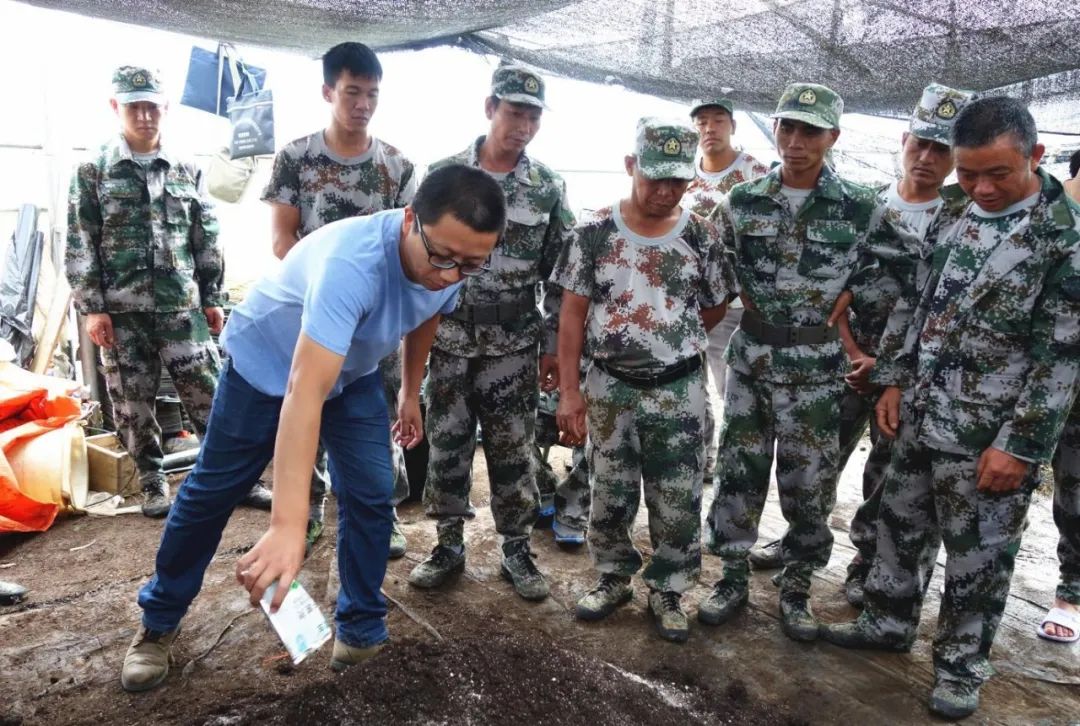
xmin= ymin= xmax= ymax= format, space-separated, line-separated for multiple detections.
xmin=0 ymin=362 xmax=82 ymax=532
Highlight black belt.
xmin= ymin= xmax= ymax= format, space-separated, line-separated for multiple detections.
xmin=594 ymin=355 xmax=702 ymax=390
xmin=448 ymin=300 xmax=535 ymax=325
xmin=739 ymin=309 xmax=839 ymax=347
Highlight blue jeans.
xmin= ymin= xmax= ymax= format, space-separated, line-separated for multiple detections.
xmin=137 ymin=361 xmax=394 ymax=649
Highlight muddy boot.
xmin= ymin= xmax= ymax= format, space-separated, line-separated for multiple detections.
xmin=748 ymin=538 xmax=783 ymax=570
xmin=697 ymin=579 xmax=749 ymax=626
xmin=779 ymin=591 xmax=818 ymax=642
xmin=500 ymin=539 xmax=549 ymax=601
xmin=928 ymin=679 xmax=980 ymax=720
xmin=141 ymin=482 xmax=172 ymax=519
xmin=121 ymin=625 xmax=180 ymax=692
xmin=242 ymin=482 xmax=273 ymax=511
xmin=575 ymin=574 xmax=633 ymax=621
xmin=408 ymin=545 xmax=466 ymax=589
xmin=304 ymin=516 xmax=324 ymax=558
xmin=844 ymin=558 xmax=869 ymax=608
xmin=648 ymin=589 xmax=689 ymax=643
xmin=819 ymin=619 xmax=912 ymax=652
xmin=0 ymin=580 xmax=27 ymax=606
xmin=329 ymin=638 xmax=384 ymax=672
xmin=388 ymin=520 xmax=407 ymax=560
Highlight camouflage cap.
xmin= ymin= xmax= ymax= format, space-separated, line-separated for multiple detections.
xmin=689 ymin=98 xmax=734 ymax=118
xmin=112 ymin=65 xmax=165 ymax=105
xmin=771 ymin=83 xmax=843 ymax=129
xmin=634 ymin=117 xmax=698 ymax=181
xmin=491 ymin=61 xmax=547 ymax=109
xmin=909 ymin=83 xmax=977 ymax=146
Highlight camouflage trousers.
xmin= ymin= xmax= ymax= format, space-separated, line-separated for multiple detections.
xmin=1051 ymin=407 xmax=1080 ymax=605
xmin=306 ymin=351 xmax=409 ymax=520
xmin=838 ymin=388 xmax=897 ymax=567
xmin=702 ymin=307 xmax=743 ymax=484
xmin=424 ymin=346 xmax=539 ymax=547
xmin=706 ymin=369 xmax=844 ymax=594
xmin=859 ymin=398 xmax=1038 ymax=687
xmin=101 ymin=311 xmax=220 ymax=491
xmin=535 ymin=444 xmax=590 ymax=530
xmin=585 ymin=365 xmax=706 ymax=593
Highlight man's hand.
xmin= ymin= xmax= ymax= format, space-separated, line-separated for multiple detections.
xmin=539 ymin=354 xmax=559 ymax=393
xmin=204 ymin=306 xmax=225 ymax=335
xmin=393 ymin=394 xmax=424 ymax=450
xmin=845 ymin=356 xmax=877 ymax=395
xmin=976 ymin=447 xmax=1029 ymax=493
xmin=235 ymin=523 xmax=306 ymax=612
xmin=85 ymin=312 xmax=115 ymax=348
xmin=827 ymin=290 xmax=854 ymax=327
xmin=556 ymin=388 xmax=587 ymax=446
xmin=875 ymin=385 xmax=903 ymax=439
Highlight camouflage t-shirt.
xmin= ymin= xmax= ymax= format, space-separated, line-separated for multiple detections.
xmin=551 ymin=203 xmax=734 ymax=374
xmin=683 ymin=151 xmax=770 ymax=218
xmin=261 ymin=132 xmax=417 ymax=236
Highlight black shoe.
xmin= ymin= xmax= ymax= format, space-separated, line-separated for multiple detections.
xmin=779 ymin=592 xmax=818 ymax=642
xmin=928 ymin=679 xmax=980 ymax=720
xmin=0 ymin=580 xmax=27 ymax=606
xmin=141 ymin=485 xmax=172 ymax=518
xmin=501 ymin=540 xmax=549 ymax=601
xmin=242 ymin=482 xmax=273 ymax=511
xmin=408 ymin=545 xmax=466 ymax=589
xmin=819 ymin=620 xmax=912 ymax=652
xmin=748 ymin=539 xmax=783 ymax=570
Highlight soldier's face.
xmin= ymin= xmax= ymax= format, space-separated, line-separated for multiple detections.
xmin=113 ymin=100 xmax=163 ymax=145
xmin=485 ymin=99 xmax=542 ymax=154
xmin=400 ymin=207 xmax=499 ymax=291
xmin=693 ymin=108 xmax=735 ymax=154
xmin=323 ymin=71 xmax=379 ymax=133
xmin=625 ymin=158 xmax=690 ymax=217
xmin=954 ymin=134 xmax=1045 ymax=213
xmin=774 ymin=119 xmax=838 ymax=175
xmin=901 ymin=132 xmax=953 ymax=189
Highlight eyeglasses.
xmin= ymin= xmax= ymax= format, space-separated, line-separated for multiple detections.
xmin=414 ymin=215 xmax=491 ymax=276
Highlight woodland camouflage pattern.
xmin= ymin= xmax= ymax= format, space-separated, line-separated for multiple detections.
xmin=771 ymin=82 xmax=844 ymax=129
xmin=634 ymin=118 xmax=697 ymax=181
xmin=683 ymin=152 xmax=770 ymax=219
xmin=1052 ymin=398 xmax=1080 ymax=605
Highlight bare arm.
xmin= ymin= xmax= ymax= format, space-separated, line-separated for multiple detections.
xmin=395 ymin=314 xmax=441 ymax=449
xmin=556 ymin=291 xmax=590 ymax=443
xmin=271 ymin=203 xmax=302 ymax=260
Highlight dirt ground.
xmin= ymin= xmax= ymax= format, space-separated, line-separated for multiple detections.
xmin=1 ymin=441 xmax=1078 ymax=725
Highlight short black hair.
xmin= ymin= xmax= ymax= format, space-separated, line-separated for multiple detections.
xmin=413 ymin=165 xmax=506 ymax=235
xmin=1070 ymin=149 xmax=1080 ymax=179
xmin=952 ymin=95 xmax=1038 ymax=157
xmin=322 ymin=42 xmax=382 ymax=86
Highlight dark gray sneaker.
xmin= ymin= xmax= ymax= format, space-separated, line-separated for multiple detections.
xmin=748 ymin=538 xmax=783 ymax=570
xmin=500 ymin=540 xmax=549 ymax=601
xmin=648 ymin=589 xmax=689 ymax=643
xmin=575 ymin=574 xmax=633 ymax=621
xmin=242 ymin=482 xmax=273 ymax=510
xmin=697 ymin=580 xmax=749 ymax=626
xmin=928 ymin=679 xmax=980 ymax=720
xmin=408 ymin=545 xmax=466 ymax=589
xmin=141 ymin=485 xmax=172 ymax=519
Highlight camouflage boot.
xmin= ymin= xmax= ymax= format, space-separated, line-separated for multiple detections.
xmin=388 ymin=518 xmax=407 ymax=560
xmin=748 ymin=538 xmax=783 ymax=570
xmin=408 ymin=545 xmax=466 ymax=589
xmin=121 ymin=625 xmax=180 ymax=692
xmin=928 ymin=679 xmax=980 ymax=720
xmin=648 ymin=589 xmax=689 ymax=643
xmin=141 ymin=481 xmax=171 ymax=519
xmin=818 ymin=617 xmax=913 ymax=652
xmin=501 ymin=539 xmax=549 ymax=601
xmin=779 ymin=591 xmax=818 ymax=642
xmin=575 ymin=574 xmax=633 ymax=621
xmin=242 ymin=482 xmax=273 ymax=511
xmin=844 ymin=556 xmax=870 ymax=608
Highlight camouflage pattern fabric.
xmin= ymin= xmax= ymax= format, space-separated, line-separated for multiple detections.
xmin=111 ymin=65 xmax=165 ymax=105
xmin=1051 ymin=398 xmax=1080 ymax=605
xmin=771 ymin=83 xmax=844 ymax=129
xmin=423 ymin=346 xmax=540 ymax=547
xmin=261 ymin=133 xmax=417 ymax=237
xmin=634 ymin=118 xmax=697 ymax=181
xmin=585 ymin=365 xmax=707 ymax=593
xmin=66 ymin=135 xmax=224 ymax=314
xmin=707 ymin=368 xmax=845 ymax=594
xmin=554 ymin=444 xmax=590 ymax=531
xmin=861 ymin=169 xmax=1080 ymax=688
xmin=683 ymin=151 xmax=770 ymax=219
xmin=491 ymin=61 xmax=547 ymax=109
xmin=550 ymin=205 xmax=733 ymax=373
xmin=102 ymin=311 xmax=220 ymax=489
xmin=908 ymin=83 xmax=978 ymax=145
xmin=429 ymin=137 xmax=574 ymax=358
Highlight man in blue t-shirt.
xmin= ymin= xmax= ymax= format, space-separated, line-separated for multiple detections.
xmin=120 ymin=165 xmax=505 ymax=692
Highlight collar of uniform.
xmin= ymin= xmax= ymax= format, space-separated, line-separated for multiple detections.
xmin=1033 ymin=166 xmax=1075 ymax=233
xmin=108 ymin=133 xmax=173 ymax=169
xmin=469 ymin=135 xmax=535 ymax=187
xmin=813 ymin=165 xmax=844 ymax=201
xmin=747 ymin=165 xmax=843 ymax=205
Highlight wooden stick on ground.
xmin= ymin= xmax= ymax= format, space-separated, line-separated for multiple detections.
xmin=381 ymin=588 xmax=443 ymax=642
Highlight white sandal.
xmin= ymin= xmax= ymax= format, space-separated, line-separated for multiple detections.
xmin=1037 ymin=607 xmax=1080 ymax=643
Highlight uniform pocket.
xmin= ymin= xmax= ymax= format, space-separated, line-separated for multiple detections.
xmin=164 ymin=180 xmax=199 ymax=229
xmin=799 ymin=220 xmax=857 ymax=279
xmin=735 ymin=217 xmax=779 ymax=275
xmin=499 ymin=208 xmax=547 ymax=261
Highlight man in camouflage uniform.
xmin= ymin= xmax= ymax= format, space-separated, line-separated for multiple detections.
xmin=699 ymin=83 xmax=917 ymax=642
xmin=556 ymin=118 xmax=733 ymax=642
xmin=821 ymin=96 xmax=1080 ymax=719
xmin=409 ymin=62 xmax=575 ymax=601
xmin=258 ymin=42 xmax=416 ymax=556
xmin=66 ymin=66 xmax=223 ymax=518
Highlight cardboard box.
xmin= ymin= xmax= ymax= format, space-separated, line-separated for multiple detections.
xmin=85 ymin=432 xmax=139 ymax=496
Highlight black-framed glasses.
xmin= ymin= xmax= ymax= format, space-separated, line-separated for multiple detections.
xmin=415 ymin=215 xmax=491 ymax=276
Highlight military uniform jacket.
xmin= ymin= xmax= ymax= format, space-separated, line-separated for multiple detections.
xmin=429 ymin=137 xmax=575 ymax=358
xmin=710 ymin=165 xmax=917 ymax=385
xmin=66 ymin=135 xmax=223 ymax=314
xmin=874 ymin=169 xmax=1080 ymax=463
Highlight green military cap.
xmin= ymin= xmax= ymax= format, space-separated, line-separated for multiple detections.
xmin=491 ymin=61 xmax=547 ymax=109
xmin=112 ymin=65 xmax=165 ymax=105
xmin=689 ymin=98 xmax=734 ymax=117
xmin=771 ymin=83 xmax=843 ymax=129
xmin=909 ymin=83 xmax=977 ymax=146
xmin=634 ymin=117 xmax=698 ymax=181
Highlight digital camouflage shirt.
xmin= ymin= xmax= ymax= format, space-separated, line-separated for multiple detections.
xmin=262 ymin=132 xmax=417 ymax=237
xmin=429 ymin=136 xmax=575 ymax=358
xmin=66 ymin=134 xmax=223 ymax=314
xmin=552 ymin=203 xmax=734 ymax=374
xmin=873 ymin=169 xmax=1080 ymax=463
xmin=710 ymin=164 xmax=918 ymax=384
xmin=683 ymin=151 xmax=770 ymax=218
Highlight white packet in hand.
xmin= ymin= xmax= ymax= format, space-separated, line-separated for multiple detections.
xmin=259 ymin=580 xmax=333 ymax=665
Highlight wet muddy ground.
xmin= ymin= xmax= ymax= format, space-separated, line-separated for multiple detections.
xmin=1 ymin=441 xmax=1077 ymax=725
